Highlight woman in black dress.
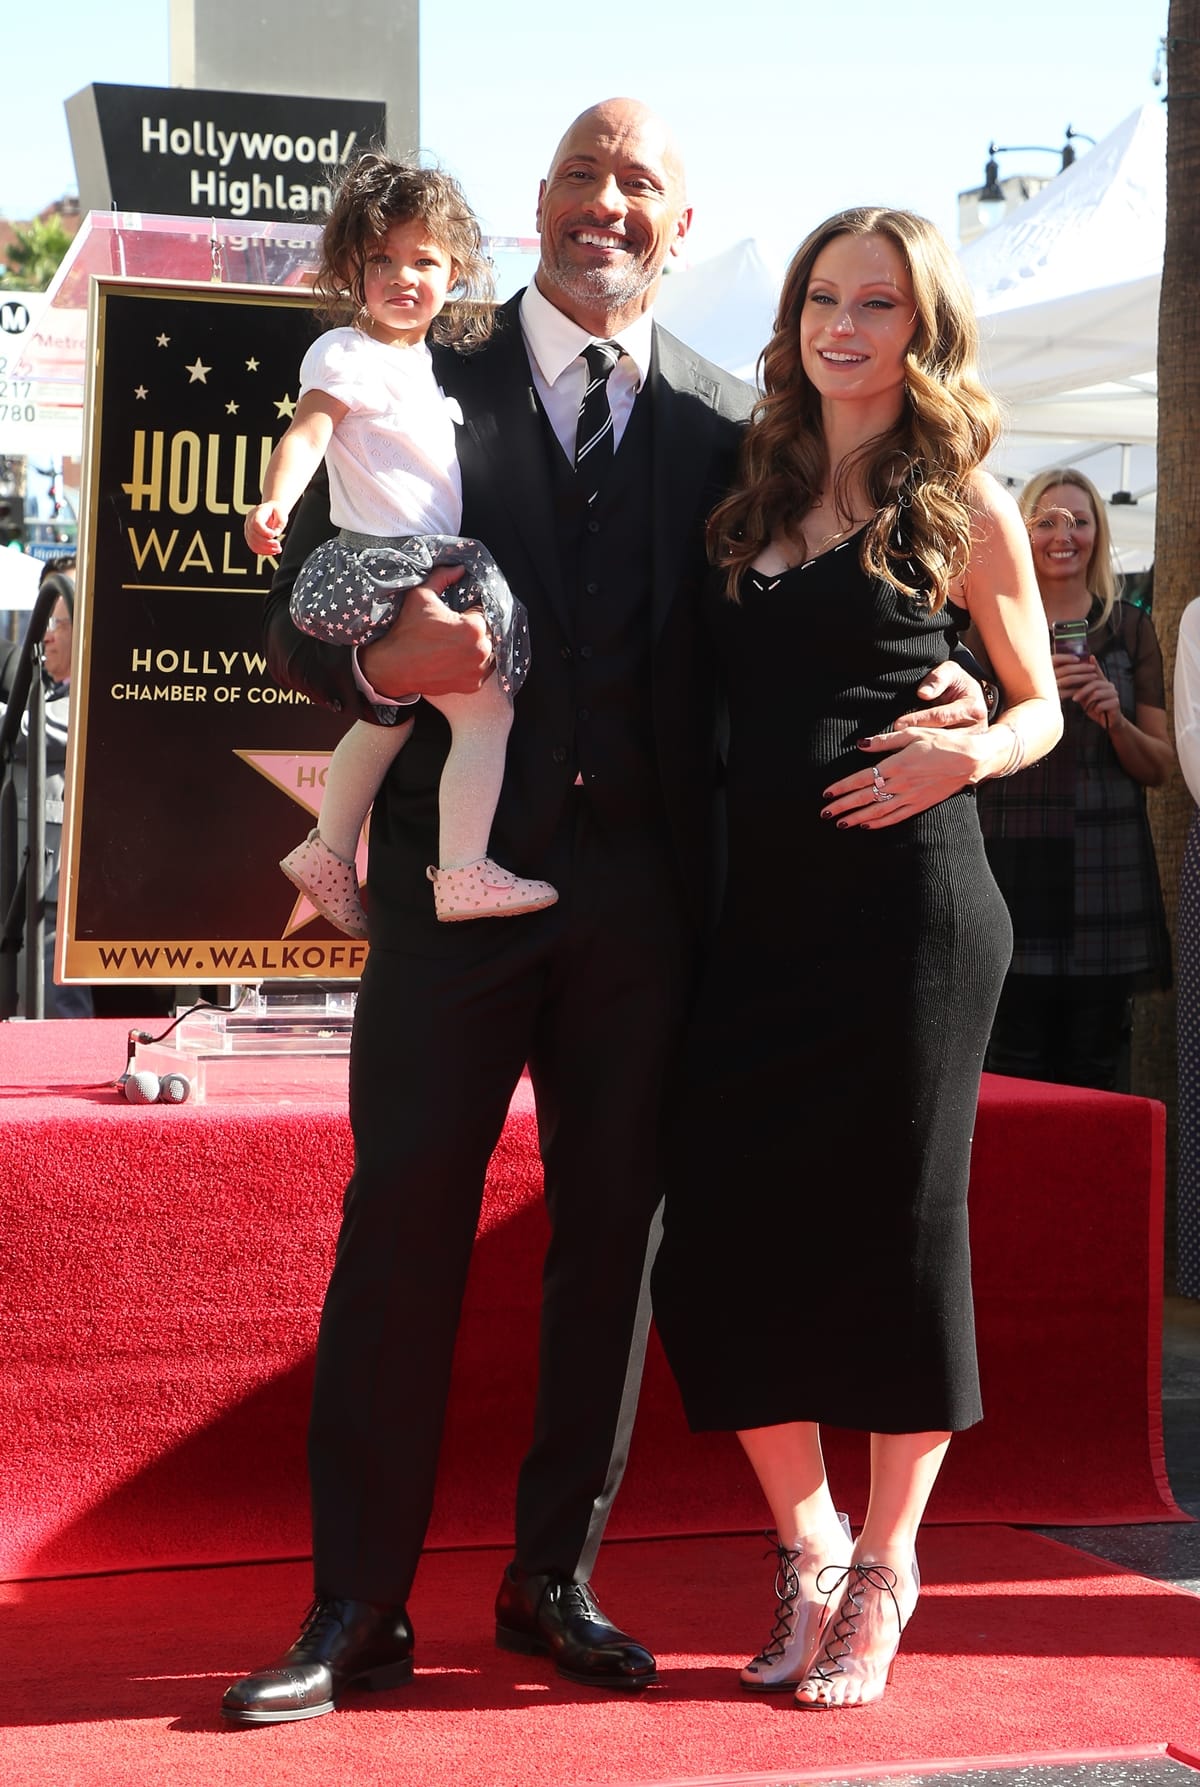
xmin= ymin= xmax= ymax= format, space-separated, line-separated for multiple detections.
xmin=652 ymin=208 xmax=1062 ymax=1709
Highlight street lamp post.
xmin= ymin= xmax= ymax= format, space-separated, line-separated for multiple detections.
xmin=958 ymin=128 xmax=1095 ymax=244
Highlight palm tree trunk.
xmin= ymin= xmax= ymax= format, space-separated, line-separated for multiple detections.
xmin=1134 ymin=4 xmax=1200 ymax=1290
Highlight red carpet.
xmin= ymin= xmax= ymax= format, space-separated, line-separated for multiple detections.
xmin=2 ymin=1527 xmax=1200 ymax=1786
xmin=0 ymin=1020 xmax=1181 ymax=1583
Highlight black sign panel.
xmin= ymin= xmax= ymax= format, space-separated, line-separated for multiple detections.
xmin=61 ymin=280 xmax=369 ymax=984
xmin=67 ymin=83 xmax=386 ymax=223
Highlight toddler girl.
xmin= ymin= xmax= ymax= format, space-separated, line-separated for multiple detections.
xmin=245 ymin=153 xmax=556 ymax=933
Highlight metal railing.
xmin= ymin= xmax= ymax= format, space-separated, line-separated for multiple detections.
xmin=0 ymin=578 xmax=66 ymax=1021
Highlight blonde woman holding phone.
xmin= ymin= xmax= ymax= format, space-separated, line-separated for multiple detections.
xmin=975 ymin=468 xmax=1172 ymax=1090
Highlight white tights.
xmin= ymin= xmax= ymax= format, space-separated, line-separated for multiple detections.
xmin=317 ymin=676 xmax=514 ymax=871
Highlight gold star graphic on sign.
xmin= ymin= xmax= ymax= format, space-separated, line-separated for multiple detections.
xmin=134 ymin=385 xmax=148 ymax=400
xmin=156 ymin=333 xmax=170 ymax=347
xmin=226 ymin=400 xmax=239 ymax=415
xmin=245 ymin=357 xmax=260 ymax=371
xmin=275 ymin=393 xmax=297 ymax=418
xmin=186 ymin=357 xmax=211 ymax=383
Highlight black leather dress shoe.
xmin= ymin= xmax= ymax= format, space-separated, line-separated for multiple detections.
xmin=495 ymin=1567 xmax=657 ymax=1689
xmin=221 ymin=1598 xmax=414 ymax=1724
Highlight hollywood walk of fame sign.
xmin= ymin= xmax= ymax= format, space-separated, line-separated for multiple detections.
xmin=59 ymin=278 xmax=371 ymax=986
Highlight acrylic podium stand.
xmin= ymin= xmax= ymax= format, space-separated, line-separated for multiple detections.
xmin=132 ymin=986 xmax=355 ymax=1102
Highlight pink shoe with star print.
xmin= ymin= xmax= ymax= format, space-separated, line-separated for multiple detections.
xmin=280 ymin=830 xmax=368 ymax=939
xmin=426 ymin=857 xmax=558 ymax=921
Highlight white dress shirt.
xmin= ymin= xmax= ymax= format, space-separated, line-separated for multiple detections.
xmin=518 ymin=277 xmax=653 ymax=458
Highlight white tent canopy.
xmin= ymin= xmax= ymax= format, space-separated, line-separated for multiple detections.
xmin=655 ymin=237 xmax=781 ymax=387
xmin=975 ymin=282 xmax=1158 ymax=415
xmin=961 ymin=102 xmax=1163 ymax=570
xmin=962 ymin=102 xmax=1163 ymax=405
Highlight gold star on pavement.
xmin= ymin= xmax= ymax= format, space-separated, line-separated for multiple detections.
xmin=226 ymin=400 xmax=239 ymax=414
xmin=156 ymin=333 xmax=170 ymax=347
xmin=186 ymin=357 xmax=211 ymax=383
xmin=134 ymin=385 xmax=148 ymax=400
xmin=245 ymin=357 xmax=260 ymax=371
xmin=275 ymin=393 xmax=297 ymax=418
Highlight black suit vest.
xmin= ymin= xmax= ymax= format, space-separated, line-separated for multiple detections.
xmin=540 ymin=386 xmax=662 ymax=827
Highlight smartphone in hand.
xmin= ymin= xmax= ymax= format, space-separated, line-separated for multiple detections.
xmin=1051 ymin=617 xmax=1090 ymax=659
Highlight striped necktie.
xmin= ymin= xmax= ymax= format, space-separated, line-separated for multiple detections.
xmin=573 ymin=340 xmax=623 ymax=505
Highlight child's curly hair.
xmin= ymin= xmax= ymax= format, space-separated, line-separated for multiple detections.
xmin=315 ymin=152 xmax=494 ymax=351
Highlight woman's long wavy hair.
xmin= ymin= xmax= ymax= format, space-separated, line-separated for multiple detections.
xmin=708 ymin=207 xmax=1001 ymax=609
xmin=1018 ymin=466 xmax=1121 ymax=626
xmin=314 ymin=152 xmax=495 ymax=351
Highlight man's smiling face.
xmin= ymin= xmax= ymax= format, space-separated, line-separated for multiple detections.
xmin=534 ymin=98 xmax=692 ymax=334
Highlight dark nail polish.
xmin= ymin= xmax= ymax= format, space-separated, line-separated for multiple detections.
xmin=837 ymin=819 xmax=850 ymax=829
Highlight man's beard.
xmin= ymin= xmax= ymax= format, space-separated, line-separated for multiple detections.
xmin=539 ymin=239 xmax=661 ymax=312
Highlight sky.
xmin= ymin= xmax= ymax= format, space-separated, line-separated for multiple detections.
xmin=0 ymin=0 xmax=1167 ymax=271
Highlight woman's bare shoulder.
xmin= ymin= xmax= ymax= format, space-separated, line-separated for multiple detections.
xmin=966 ymin=469 xmax=1023 ymax=530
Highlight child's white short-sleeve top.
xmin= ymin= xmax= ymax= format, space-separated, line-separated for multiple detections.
xmin=299 ymin=327 xmax=463 ymax=537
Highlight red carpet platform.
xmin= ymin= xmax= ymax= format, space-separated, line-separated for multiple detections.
xmin=3 ymin=1527 xmax=1200 ymax=1786
xmin=0 ymin=1018 xmax=1180 ymax=1585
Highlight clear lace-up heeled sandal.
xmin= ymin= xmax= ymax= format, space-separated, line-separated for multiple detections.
xmin=792 ymin=1553 xmax=920 ymax=1710
xmin=739 ymin=1512 xmax=853 ymax=1692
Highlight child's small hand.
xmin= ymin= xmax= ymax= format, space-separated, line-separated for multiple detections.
xmin=245 ymin=502 xmax=287 ymax=557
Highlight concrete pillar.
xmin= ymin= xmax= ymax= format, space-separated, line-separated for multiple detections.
xmin=169 ymin=0 xmax=418 ymax=155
